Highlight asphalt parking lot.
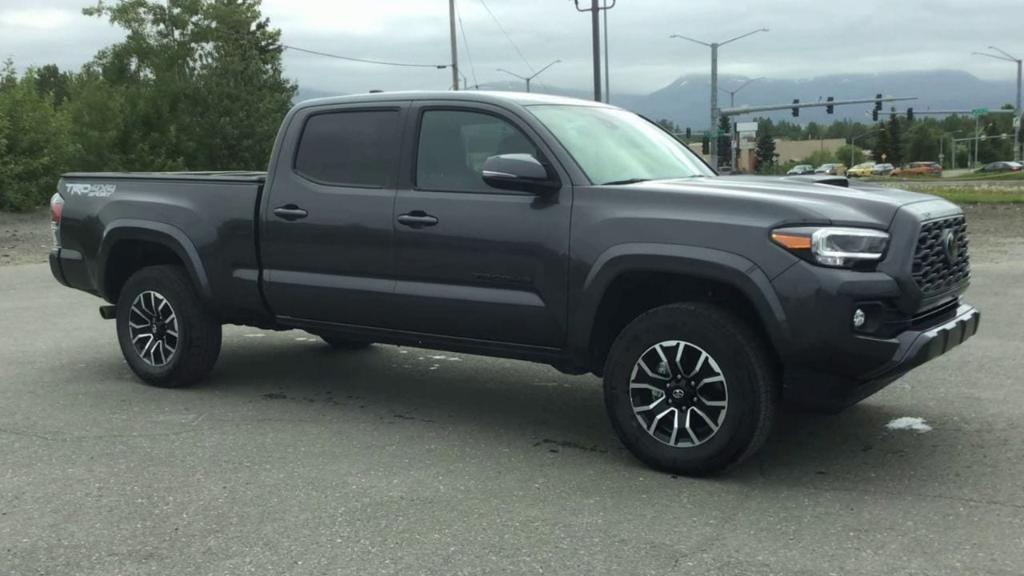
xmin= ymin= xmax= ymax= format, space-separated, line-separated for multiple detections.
xmin=2 ymin=207 xmax=1023 ymax=575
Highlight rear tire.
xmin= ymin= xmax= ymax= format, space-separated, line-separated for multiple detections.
xmin=116 ymin=265 xmax=221 ymax=388
xmin=603 ymin=302 xmax=777 ymax=476
xmin=317 ymin=334 xmax=373 ymax=350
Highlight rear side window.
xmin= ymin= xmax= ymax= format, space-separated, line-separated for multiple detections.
xmin=294 ymin=110 xmax=400 ymax=187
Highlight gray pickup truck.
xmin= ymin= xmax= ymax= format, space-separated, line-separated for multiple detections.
xmin=48 ymin=91 xmax=979 ymax=475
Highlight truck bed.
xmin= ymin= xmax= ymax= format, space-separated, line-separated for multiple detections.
xmin=53 ymin=171 xmax=270 ymax=325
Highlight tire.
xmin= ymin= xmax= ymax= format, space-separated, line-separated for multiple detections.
xmin=116 ymin=265 xmax=222 ymax=388
xmin=317 ymin=334 xmax=373 ymax=350
xmin=603 ymin=302 xmax=777 ymax=476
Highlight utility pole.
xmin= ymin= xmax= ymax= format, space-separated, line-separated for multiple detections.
xmin=974 ymin=47 xmax=1022 ymax=161
xmin=572 ymin=0 xmax=615 ymax=102
xmin=449 ymin=0 xmax=459 ymax=91
xmin=671 ymin=28 xmax=769 ymax=169
xmin=603 ymin=0 xmax=610 ymax=102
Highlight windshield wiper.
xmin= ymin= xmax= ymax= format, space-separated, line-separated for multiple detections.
xmin=602 ymin=178 xmax=651 ymax=186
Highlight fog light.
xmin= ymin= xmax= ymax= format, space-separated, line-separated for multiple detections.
xmin=853 ymin=308 xmax=866 ymax=328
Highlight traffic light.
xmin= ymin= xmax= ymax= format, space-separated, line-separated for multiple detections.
xmin=906 ymin=108 xmax=914 ymax=121
xmin=701 ymin=134 xmax=709 ymax=154
xmin=685 ymin=127 xmax=692 ymax=140
xmin=792 ymin=99 xmax=799 ymax=117
xmin=872 ymin=109 xmax=879 ymax=121
xmin=826 ymin=96 xmax=834 ymax=114
xmin=874 ymin=94 xmax=883 ymax=112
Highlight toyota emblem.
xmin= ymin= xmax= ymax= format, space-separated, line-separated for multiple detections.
xmin=942 ymin=229 xmax=959 ymax=264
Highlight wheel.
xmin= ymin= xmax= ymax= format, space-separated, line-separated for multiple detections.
xmin=603 ymin=303 xmax=777 ymax=476
xmin=316 ymin=334 xmax=373 ymax=350
xmin=116 ymin=265 xmax=222 ymax=388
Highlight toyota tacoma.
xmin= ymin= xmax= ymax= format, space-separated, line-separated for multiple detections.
xmin=48 ymin=91 xmax=980 ymax=475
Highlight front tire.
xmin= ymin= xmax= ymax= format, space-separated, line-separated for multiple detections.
xmin=603 ymin=303 xmax=777 ymax=476
xmin=116 ymin=265 xmax=222 ymax=388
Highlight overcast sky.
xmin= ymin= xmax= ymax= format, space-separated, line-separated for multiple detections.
xmin=1 ymin=0 xmax=1020 ymax=95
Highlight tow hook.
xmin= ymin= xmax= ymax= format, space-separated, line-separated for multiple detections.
xmin=99 ymin=305 xmax=116 ymax=320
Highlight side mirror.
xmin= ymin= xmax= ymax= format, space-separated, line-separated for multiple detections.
xmin=481 ymin=154 xmax=559 ymax=194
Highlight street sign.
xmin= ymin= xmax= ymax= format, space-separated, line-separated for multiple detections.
xmin=736 ymin=122 xmax=758 ymax=133
xmin=972 ymin=108 xmax=989 ymax=117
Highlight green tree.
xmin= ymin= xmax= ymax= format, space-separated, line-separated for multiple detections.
xmin=886 ymin=114 xmax=903 ymax=166
xmin=82 ymin=0 xmax=296 ymax=171
xmin=755 ymin=124 xmax=776 ymax=174
xmin=835 ymin=144 xmax=865 ymax=167
xmin=0 ymin=66 xmax=72 ymax=211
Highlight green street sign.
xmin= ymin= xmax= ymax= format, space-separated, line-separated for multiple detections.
xmin=972 ymin=108 xmax=989 ymax=117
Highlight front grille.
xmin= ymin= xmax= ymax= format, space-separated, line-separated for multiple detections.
xmin=912 ymin=216 xmax=970 ymax=294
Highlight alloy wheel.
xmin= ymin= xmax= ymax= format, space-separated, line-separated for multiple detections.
xmin=629 ymin=340 xmax=728 ymax=447
xmin=128 ymin=290 xmax=179 ymax=367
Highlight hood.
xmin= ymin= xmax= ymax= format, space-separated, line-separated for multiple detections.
xmin=632 ymin=175 xmax=946 ymax=228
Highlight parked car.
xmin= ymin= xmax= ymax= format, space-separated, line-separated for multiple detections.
xmin=786 ymin=164 xmax=815 ymax=175
xmin=976 ymin=161 xmax=1023 ymax=173
xmin=893 ymin=161 xmax=942 ymax=177
xmin=873 ymin=163 xmax=895 ymax=176
xmin=814 ymin=163 xmax=847 ymax=176
xmin=48 ymin=91 xmax=979 ymax=476
xmin=846 ymin=162 xmax=877 ymax=178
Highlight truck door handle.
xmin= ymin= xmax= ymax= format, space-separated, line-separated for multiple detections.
xmin=273 ymin=205 xmax=308 ymax=221
xmin=397 ymin=211 xmax=439 ymax=228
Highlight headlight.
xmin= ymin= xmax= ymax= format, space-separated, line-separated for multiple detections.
xmin=772 ymin=226 xmax=889 ymax=268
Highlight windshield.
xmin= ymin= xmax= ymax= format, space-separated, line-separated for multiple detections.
xmin=528 ymin=105 xmax=714 ymax=185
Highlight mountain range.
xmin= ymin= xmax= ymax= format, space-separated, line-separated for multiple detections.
xmin=297 ymin=70 xmax=1019 ymax=130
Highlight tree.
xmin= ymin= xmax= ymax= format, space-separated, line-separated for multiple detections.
xmin=886 ymin=114 xmax=903 ymax=166
xmin=82 ymin=0 xmax=297 ymax=171
xmin=0 ymin=66 xmax=72 ymax=211
xmin=717 ymin=115 xmax=731 ymax=167
xmin=755 ymin=124 xmax=776 ymax=174
xmin=835 ymin=144 xmax=865 ymax=167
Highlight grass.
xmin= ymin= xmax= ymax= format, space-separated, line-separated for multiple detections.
xmin=899 ymin=186 xmax=1024 ymax=204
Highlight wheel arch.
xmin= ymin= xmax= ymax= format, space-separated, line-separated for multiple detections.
xmin=571 ymin=243 xmax=791 ymax=373
xmin=98 ymin=220 xmax=211 ymax=304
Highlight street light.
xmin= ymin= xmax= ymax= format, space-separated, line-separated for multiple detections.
xmin=671 ymin=28 xmax=769 ymax=168
xmin=496 ymin=59 xmax=562 ymax=93
xmin=719 ymin=76 xmax=766 ymax=107
xmin=973 ymin=47 xmax=1022 ymax=161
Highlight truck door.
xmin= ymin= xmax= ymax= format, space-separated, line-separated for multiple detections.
xmin=260 ymin=102 xmax=406 ymax=327
xmin=391 ymin=102 xmax=572 ymax=348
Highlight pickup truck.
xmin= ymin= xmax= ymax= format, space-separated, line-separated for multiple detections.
xmin=49 ymin=91 xmax=979 ymax=475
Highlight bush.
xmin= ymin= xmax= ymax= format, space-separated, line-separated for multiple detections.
xmin=0 ymin=65 xmax=71 ymax=211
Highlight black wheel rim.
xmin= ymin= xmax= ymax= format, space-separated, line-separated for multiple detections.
xmin=628 ymin=340 xmax=728 ymax=447
xmin=128 ymin=290 xmax=179 ymax=367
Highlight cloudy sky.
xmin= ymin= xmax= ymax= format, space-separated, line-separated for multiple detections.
xmin=1 ymin=0 xmax=1020 ymax=96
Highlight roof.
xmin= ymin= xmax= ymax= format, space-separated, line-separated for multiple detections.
xmin=293 ymin=90 xmax=612 ymax=110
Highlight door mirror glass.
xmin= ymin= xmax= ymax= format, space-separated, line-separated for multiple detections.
xmin=481 ymin=154 xmax=559 ymax=193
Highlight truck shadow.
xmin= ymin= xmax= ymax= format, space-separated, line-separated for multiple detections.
xmin=206 ymin=337 xmax=967 ymax=488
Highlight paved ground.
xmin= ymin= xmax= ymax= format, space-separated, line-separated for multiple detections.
xmin=2 ymin=210 xmax=1023 ymax=575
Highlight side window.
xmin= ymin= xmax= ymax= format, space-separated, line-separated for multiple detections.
xmin=416 ymin=109 xmax=540 ymax=192
xmin=294 ymin=109 xmax=400 ymax=187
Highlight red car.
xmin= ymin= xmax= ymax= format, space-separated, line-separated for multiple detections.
xmin=893 ymin=161 xmax=942 ymax=177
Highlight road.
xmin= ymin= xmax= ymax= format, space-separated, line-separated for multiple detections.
xmin=2 ymin=231 xmax=1023 ymax=575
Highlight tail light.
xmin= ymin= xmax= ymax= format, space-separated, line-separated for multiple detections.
xmin=50 ymin=192 xmax=64 ymax=249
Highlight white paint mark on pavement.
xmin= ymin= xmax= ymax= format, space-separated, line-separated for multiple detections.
xmin=886 ymin=417 xmax=933 ymax=433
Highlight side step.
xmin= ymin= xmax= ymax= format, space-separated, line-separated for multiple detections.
xmin=99 ymin=305 xmax=117 ymax=320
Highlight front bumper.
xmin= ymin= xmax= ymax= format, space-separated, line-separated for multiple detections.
xmin=784 ymin=303 xmax=980 ymax=412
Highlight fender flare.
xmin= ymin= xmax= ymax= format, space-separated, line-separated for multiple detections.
xmin=570 ymin=243 xmax=792 ymax=359
xmin=97 ymin=219 xmax=212 ymax=301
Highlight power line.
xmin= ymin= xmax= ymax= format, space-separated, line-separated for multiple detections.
xmin=456 ymin=5 xmax=479 ymax=89
xmin=282 ymin=44 xmax=449 ymax=69
xmin=476 ymin=0 xmax=534 ymax=73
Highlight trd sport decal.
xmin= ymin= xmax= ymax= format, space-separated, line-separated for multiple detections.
xmin=65 ymin=183 xmax=116 ymax=198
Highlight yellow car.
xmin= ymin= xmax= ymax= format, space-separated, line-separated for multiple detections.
xmin=846 ymin=162 xmax=876 ymax=178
